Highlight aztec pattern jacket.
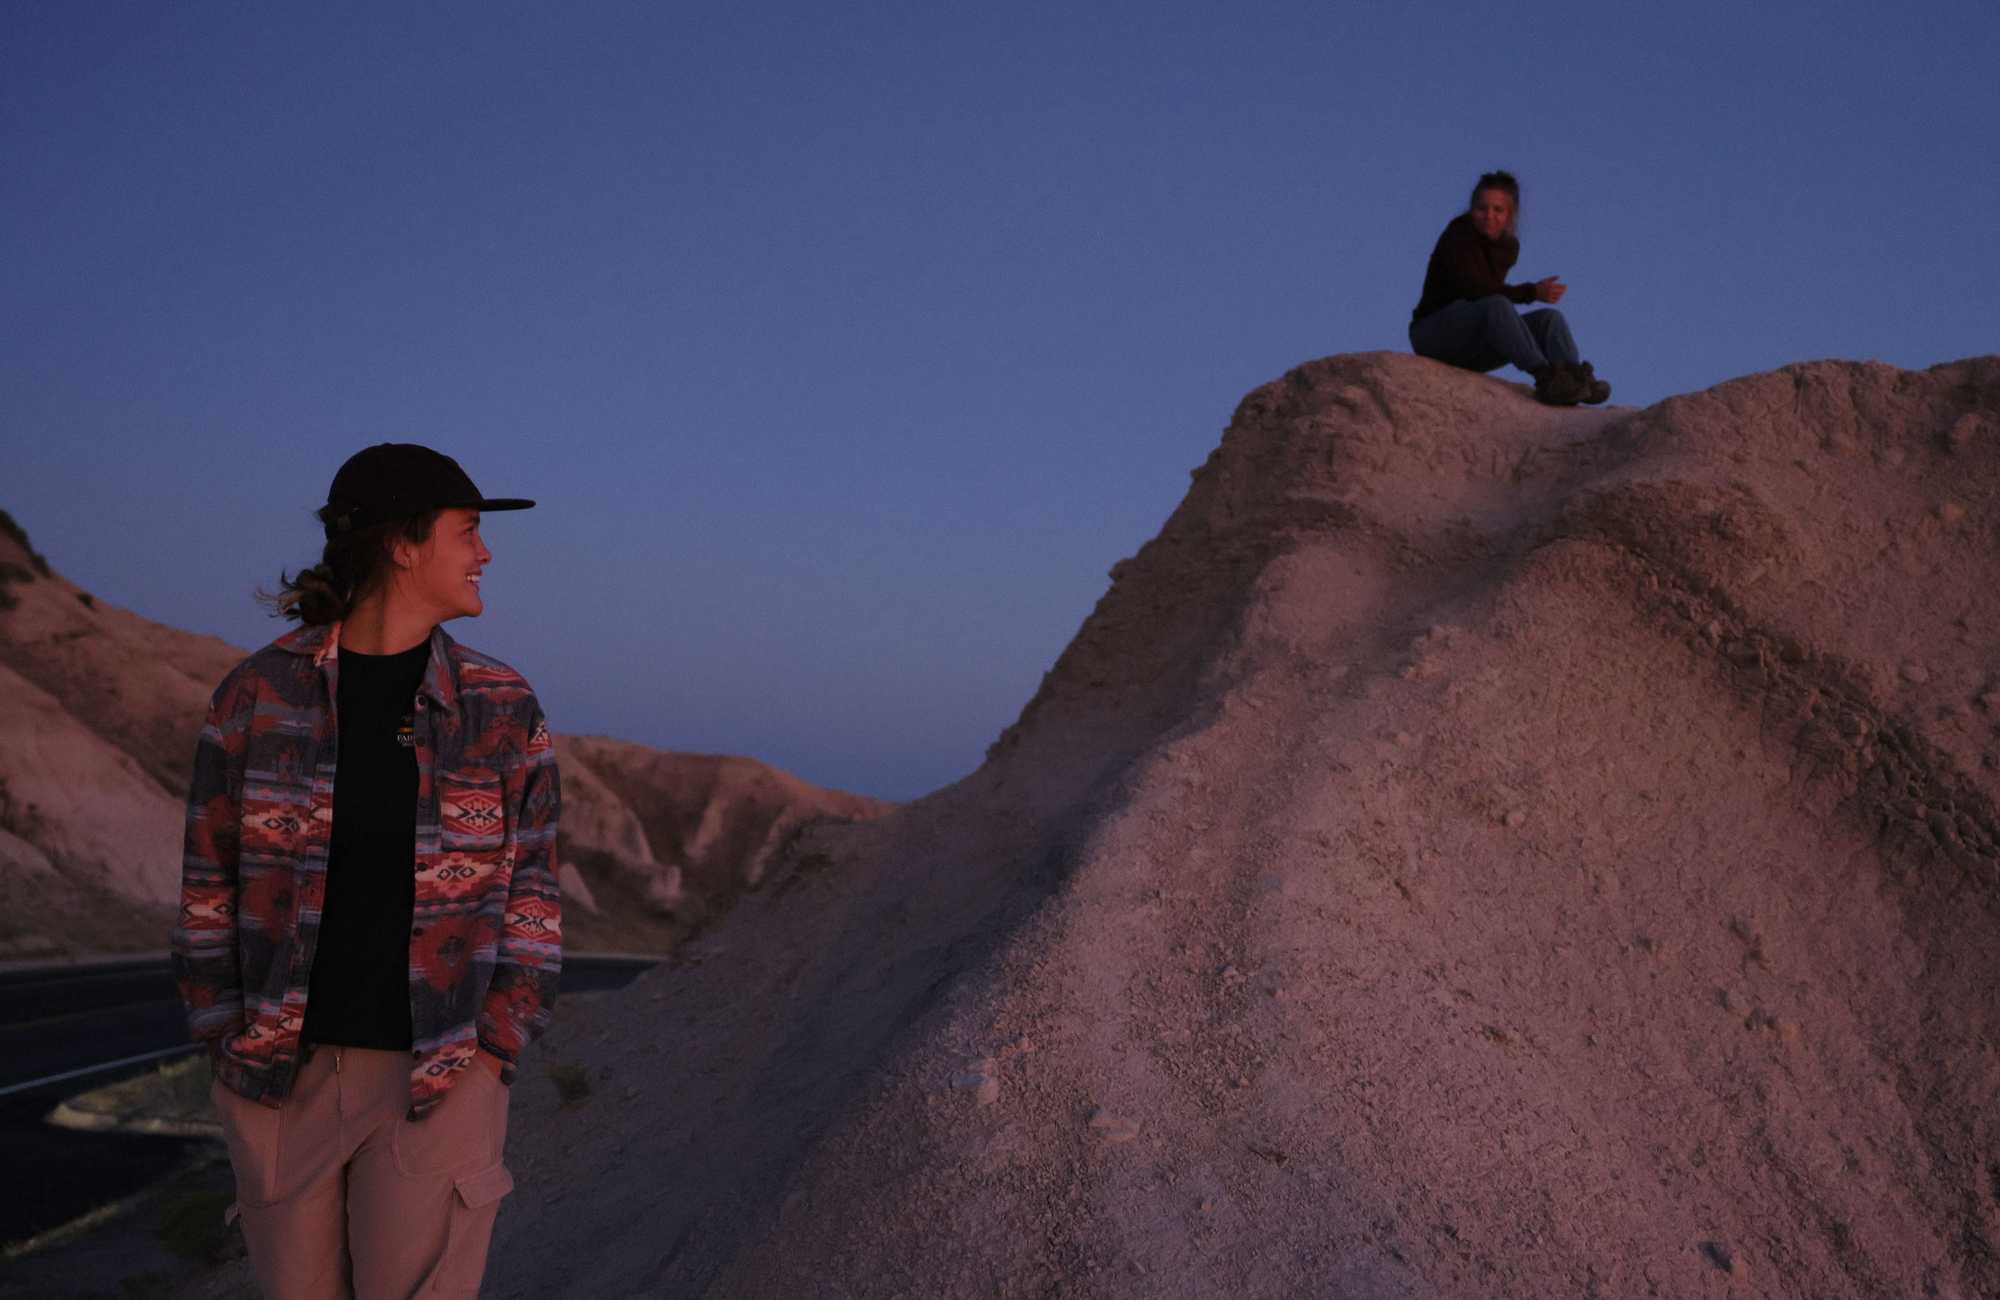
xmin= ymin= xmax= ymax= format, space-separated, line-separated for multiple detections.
xmin=173 ymin=620 xmax=561 ymax=1118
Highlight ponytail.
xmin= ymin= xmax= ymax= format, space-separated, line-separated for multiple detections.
xmin=259 ymin=509 xmax=439 ymax=624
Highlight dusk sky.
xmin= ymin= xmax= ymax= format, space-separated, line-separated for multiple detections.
xmin=6 ymin=3 xmax=1995 ymax=800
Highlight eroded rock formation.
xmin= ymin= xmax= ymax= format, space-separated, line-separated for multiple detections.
xmin=485 ymin=352 xmax=2000 ymax=1300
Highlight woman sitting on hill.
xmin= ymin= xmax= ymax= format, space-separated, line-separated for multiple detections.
xmin=1409 ymin=170 xmax=1610 ymax=406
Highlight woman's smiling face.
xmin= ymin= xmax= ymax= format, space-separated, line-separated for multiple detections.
xmin=395 ymin=507 xmax=490 ymax=623
xmin=1469 ymin=187 xmax=1515 ymax=241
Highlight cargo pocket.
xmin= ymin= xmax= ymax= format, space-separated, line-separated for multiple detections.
xmin=455 ymin=1162 xmax=514 ymax=1207
xmin=425 ymin=1163 xmax=514 ymax=1296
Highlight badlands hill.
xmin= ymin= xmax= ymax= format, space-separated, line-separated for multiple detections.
xmin=476 ymin=352 xmax=2000 ymax=1300
xmin=0 ymin=519 xmax=890 ymax=959
xmin=557 ymin=734 xmax=893 ymax=949
xmin=0 ymin=517 xmax=243 ymax=956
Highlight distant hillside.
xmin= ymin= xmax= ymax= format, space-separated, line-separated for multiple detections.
xmin=0 ymin=512 xmax=242 ymax=958
xmin=556 ymin=734 xmax=893 ymax=951
xmin=0 ymin=513 xmax=891 ymax=959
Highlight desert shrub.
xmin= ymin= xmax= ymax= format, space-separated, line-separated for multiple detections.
xmin=0 ymin=560 xmax=31 ymax=611
xmin=157 ymin=1184 xmax=240 ymax=1263
xmin=0 ymin=509 xmax=49 ymax=576
xmin=546 ymin=1062 xmax=593 ymax=1106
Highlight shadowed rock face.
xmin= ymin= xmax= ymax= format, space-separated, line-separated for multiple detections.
xmin=0 ymin=522 xmax=892 ymax=960
xmin=484 ymin=352 xmax=2000 ymax=1300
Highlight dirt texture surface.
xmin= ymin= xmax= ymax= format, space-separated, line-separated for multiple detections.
xmin=474 ymin=352 xmax=2000 ymax=1300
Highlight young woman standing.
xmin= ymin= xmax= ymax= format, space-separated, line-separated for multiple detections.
xmin=174 ymin=443 xmax=561 ymax=1298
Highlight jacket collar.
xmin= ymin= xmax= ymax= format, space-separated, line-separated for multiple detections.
xmin=274 ymin=620 xmax=462 ymax=712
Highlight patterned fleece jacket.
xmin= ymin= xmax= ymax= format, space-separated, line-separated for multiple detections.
xmin=172 ymin=620 xmax=561 ymax=1118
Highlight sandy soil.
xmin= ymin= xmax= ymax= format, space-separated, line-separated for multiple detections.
xmin=456 ymin=351 xmax=2000 ymax=1299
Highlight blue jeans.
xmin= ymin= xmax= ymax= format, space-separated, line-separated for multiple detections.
xmin=1409 ymin=294 xmax=1579 ymax=375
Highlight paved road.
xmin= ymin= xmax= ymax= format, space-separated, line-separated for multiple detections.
xmin=1 ymin=953 xmax=659 ymax=1248
xmin=0 ymin=957 xmax=193 ymax=1098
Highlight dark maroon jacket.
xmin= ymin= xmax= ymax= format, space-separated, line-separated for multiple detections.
xmin=1411 ymin=213 xmax=1538 ymax=323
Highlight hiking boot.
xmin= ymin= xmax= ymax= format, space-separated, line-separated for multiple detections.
xmin=1574 ymin=361 xmax=1612 ymax=405
xmin=1533 ymin=363 xmax=1586 ymax=406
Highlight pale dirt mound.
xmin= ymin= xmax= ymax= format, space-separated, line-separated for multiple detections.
xmin=483 ymin=352 xmax=2000 ymax=1300
xmin=0 ymin=521 xmax=891 ymax=958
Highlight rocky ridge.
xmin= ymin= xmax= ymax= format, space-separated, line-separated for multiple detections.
xmin=477 ymin=351 xmax=2000 ymax=1300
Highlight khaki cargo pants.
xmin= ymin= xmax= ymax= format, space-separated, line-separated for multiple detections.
xmin=212 ymin=1047 xmax=513 ymax=1299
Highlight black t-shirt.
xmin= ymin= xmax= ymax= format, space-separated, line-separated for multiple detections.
xmin=301 ymin=640 xmax=429 ymax=1050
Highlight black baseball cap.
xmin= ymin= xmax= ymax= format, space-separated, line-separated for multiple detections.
xmin=321 ymin=443 xmax=535 ymax=537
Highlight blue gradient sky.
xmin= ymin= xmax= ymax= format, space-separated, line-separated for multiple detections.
xmin=5 ymin=3 xmax=1995 ymax=799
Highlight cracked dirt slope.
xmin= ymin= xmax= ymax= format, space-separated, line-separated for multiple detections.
xmin=486 ymin=351 xmax=2000 ymax=1300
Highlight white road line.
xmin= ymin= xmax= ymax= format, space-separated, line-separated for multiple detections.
xmin=0 ymin=1043 xmax=202 ymax=1100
